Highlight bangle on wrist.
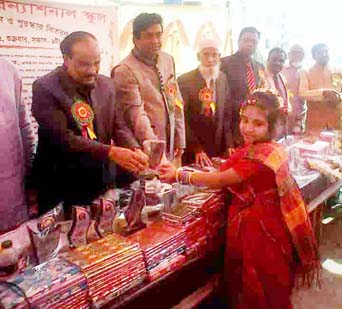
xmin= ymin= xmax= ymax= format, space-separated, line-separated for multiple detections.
xmin=175 ymin=167 xmax=182 ymax=183
xmin=188 ymin=172 xmax=194 ymax=186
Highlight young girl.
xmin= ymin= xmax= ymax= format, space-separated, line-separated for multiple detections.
xmin=158 ymin=90 xmax=320 ymax=308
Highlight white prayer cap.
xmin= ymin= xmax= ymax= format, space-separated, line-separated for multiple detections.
xmin=198 ymin=37 xmax=220 ymax=53
xmin=289 ymin=44 xmax=304 ymax=54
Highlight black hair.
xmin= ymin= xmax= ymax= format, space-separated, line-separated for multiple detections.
xmin=267 ymin=47 xmax=287 ymax=60
xmin=238 ymin=26 xmax=261 ymax=41
xmin=60 ymin=31 xmax=96 ymax=57
xmin=133 ymin=13 xmax=163 ymax=39
xmin=311 ymin=43 xmax=327 ymax=58
xmin=240 ymin=91 xmax=283 ymax=140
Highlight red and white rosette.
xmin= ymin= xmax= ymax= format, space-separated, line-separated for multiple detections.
xmin=71 ymin=99 xmax=97 ymax=139
xmin=199 ymin=87 xmax=216 ymax=117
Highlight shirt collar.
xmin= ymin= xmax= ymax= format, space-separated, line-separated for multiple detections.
xmin=59 ymin=66 xmax=95 ymax=101
xmin=132 ymin=47 xmax=159 ymax=67
xmin=236 ymin=50 xmax=252 ymax=64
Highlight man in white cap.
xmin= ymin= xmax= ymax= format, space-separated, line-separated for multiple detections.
xmin=177 ymin=37 xmax=233 ymax=166
xmin=282 ymin=44 xmax=307 ymax=134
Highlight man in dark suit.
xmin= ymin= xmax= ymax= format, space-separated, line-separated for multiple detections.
xmin=263 ymin=47 xmax=291 ymax=139
xmin=221 ymin=27 xmax=264 ymax=147
xmin=32 ymin=31 xmax=148 ymax=215
xmin=178 ymin=37 xmax=233 ymax=166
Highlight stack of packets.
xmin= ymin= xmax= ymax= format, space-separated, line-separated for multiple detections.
xmin=180 ymin=190 xmax=226 ymax=251
xmin=161 ymin=205 xmax=207 ymax=259
xmin=60 ymin=234 xmax=146 ymax=308
xmin=0 ymin=258 xmax=89 ymax=309
xmin=128 ymin=220 xmax=187 ymax=282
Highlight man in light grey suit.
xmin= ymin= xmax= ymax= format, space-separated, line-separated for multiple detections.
xmin=112 ymin=13 xmax=186 ymax=164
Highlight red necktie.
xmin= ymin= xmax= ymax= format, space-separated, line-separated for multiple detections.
xmin=246 ymin=62 xmax=256 ymax=92
xmin=273 ymin=74 xmax=287 ymax=107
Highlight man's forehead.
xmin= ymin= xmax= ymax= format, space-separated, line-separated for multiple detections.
xmin=240 ymin=32 xmax=258 ymax=40
xmin=142 ymin=24 xmax=162 ymax=33
xmin=270 ymin=51 xmax=285 ymax=59
xmin=71 ymin=39 xmax=99 ymax=52
xmin=318 ymin=47 xmax=328 ymax=53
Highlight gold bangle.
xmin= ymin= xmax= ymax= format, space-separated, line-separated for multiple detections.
xmin=175 ymin=167 xmax=182 ymax=183
xmin=188 ymin=172 xmax=194 ymax=186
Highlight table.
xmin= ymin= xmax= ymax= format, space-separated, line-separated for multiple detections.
xmin=101 ymin=173 xmax=341 ymax=309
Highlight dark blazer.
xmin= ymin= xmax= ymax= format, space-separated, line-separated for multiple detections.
xmin=32 ymin=66 xmax=139 ymax=213
xmin=221 ymin=52 xmax=264 ymax=146
xmin=177 ymin=68 xmax=233 ymax=164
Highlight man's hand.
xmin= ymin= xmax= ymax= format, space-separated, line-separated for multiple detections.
xmin=109 ymin=146 xmax=148 ymax=174
xmin=323 ymin=89 xmax=341 ymax=105
xmin=227 ymin=148 xmax=237 ymax=157
xmin=174 ymin=148 xmax=184 ymax=158
xmin=157 ymin=162 xmax=177 ymax=183
xmin=195 ymin=151 xmax=212 ymax=167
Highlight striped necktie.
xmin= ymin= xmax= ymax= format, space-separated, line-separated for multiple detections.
xmin=246 ymin=62 xmax=256 ymax=92
xmin=273 ymin=74 xmax=287 ymax=106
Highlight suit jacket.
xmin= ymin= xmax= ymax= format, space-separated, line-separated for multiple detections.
xmin=112 ymin=48 xmax=186 ymax=159
xmin=263 ymin=70 xmax=291 ymax=139
xmin=32 ymin=66 xmax=139 ymax=213
xmin=177 ymin=68 xmax=233 ymax=163
xmin=221 ymin=52 xmax=264 ymax=146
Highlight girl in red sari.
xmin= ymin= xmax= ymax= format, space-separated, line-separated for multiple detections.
xmin=159 ymin=90 xmax=320 ymax=309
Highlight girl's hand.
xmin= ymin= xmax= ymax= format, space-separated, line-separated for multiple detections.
xmin=157 ymin=162 xmax=177 ymax=183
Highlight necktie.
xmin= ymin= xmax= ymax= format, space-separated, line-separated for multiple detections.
xmin=273 ymin=74 xmax=287 ymax=105
xmin=246 ymin=62 xmax=256 ymax=92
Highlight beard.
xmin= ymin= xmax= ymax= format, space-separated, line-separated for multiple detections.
xmin=291 ymin=61 xmax=302 ymax=69
xmin=198 ymin=64 xmax=220 ymax=87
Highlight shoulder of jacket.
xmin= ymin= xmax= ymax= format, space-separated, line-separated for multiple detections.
xmin=0 ymin=58 xmax=19 ymax=74
xmin=178 ymin=68 xmax=197 ymax=82
xmin=34 ymin=67 xmax=60 ymax=88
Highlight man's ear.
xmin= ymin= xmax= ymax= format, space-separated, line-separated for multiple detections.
xmin=63 ymin=54 xmax=69 ymax=66
xmin=197 ymin=52 xmax=200 ymax=62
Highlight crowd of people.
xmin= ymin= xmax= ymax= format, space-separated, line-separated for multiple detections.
xmin=1 ymin=10 xmax=338 ymax=308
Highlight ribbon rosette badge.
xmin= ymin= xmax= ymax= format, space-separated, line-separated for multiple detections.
xmin=199 ymin=87 xmax=216 ymax=117
xmin=166 ymin=82 xmax=183 ymax=111
xmin=332 ymin=73 xmax=342 ymax=92
xmin=71 ymin=99 xmax=97 ymax=140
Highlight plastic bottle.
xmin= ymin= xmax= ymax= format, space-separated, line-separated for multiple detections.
xmin=0 ymin=240 xmax=19 ymax=278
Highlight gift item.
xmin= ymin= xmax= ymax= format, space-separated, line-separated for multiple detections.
xmin=68 ymin=207 xmax=91 ymax=248
xmin=86 ymin=221 xmax=101 ymax=243
xmin=147 ymin=254 xmax=186 ymax=282
xmin=180 ymin=190 xmax=226 ymax=251
xmin=162 ymin=205 xmax=207 ymax=259
xmin=306 ymin=157 xmax=342 ymax=181
xmin=61 ymin=234 xmax=146 ymax=307
xmin=128 ymin=220 xmax=186 ymax=282
xmin=319 ymin=131 xmax=336 ymax=144
xmin=28 ymin=221 xmax=61 ymax=264
xmin=92 ymin=199 xmax=116 ymax=237
xmin=0 ymin=258 xmax=89 ymax=309
xmin=123 ymin=188 xmax=146 ymax=233
xmin=293 ymin=140 xmax=330 ymax=156
xmin=37 ymin=204 xmax=64 ymax=233
xmin=143 ymin=139 xmax=166 ymax=169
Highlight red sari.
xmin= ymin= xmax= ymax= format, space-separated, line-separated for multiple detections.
xmin=221 ymin=142 xmax=319 ymax=309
